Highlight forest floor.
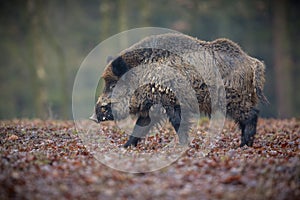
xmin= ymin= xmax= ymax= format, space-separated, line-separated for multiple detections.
xmin=0 ymin=119 xmax=299 ymax=200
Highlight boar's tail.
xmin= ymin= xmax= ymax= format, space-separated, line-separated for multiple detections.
xmin=256 ymin=87 xmax=269 ymax=105
xmin=253 ymin=59 xmax=269 ymax=105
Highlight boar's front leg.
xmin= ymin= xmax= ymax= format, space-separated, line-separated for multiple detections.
xmin=123 ymin=115 xmax=152 ymax=148
xmin=168 ymin=105 xmax=190 ymax=146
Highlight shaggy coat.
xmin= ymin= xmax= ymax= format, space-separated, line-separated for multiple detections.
xmin=91 ymin=33 xmax=266 ymax=148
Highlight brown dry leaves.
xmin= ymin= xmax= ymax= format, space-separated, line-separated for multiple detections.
xmin=0 ymin=119 xmax=299 ymax=200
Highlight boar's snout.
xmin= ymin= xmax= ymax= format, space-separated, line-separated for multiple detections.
xmin=92 ymin=102 xmax=114 ymax=123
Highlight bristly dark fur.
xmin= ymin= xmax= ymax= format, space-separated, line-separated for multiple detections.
xmin=111 ymin=56 xmax=130 ymax=77
xmin=94 ymin=33 xmax=267 ymax=148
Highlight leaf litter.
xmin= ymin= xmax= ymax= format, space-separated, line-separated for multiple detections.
xmin=0 ymin=119 xmax=299 ymax=199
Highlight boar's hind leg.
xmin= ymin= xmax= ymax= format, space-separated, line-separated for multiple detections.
xmin=168 ymin=105 xmax=190 ymax=146
xmin=123 ymin=115 xmax=151 ymax=148
xmin=239 ymin=108 xmax=259 ymax=147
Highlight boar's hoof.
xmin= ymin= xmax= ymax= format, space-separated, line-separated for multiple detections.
xmin=123 ymin=136 xmax=140 ymax=148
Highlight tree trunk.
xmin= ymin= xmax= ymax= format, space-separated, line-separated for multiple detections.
xmin=118 ymin=0 xmax=129 ymax=49
xmin=273 ymin=0 xmax=292 ymax=118
xmin=99 ymin=0 xmax=112 ymax=41
xmin=139 ymin=0 xmax=151 ymax=27
xmin=27 ymin=0 xmax=48 ymax=119
xmin=41 ymin=2 xmax=68 ymax=119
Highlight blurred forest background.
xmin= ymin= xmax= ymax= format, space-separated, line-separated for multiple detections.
xmin=0 ymin=0 xmax=299 ymax=120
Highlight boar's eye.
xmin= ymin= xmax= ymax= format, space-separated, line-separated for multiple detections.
xmin=109 ymin=84 xmax=116 ymax=90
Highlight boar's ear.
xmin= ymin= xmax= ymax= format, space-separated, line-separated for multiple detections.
xmin=111 ymin=56 xmax=129 ymax=77
xmin=106 ymin=56 xmax=114 ymax=64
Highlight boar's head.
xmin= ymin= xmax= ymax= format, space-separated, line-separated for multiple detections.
xmin=90 ymin=55 xmax=131 ymax=123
